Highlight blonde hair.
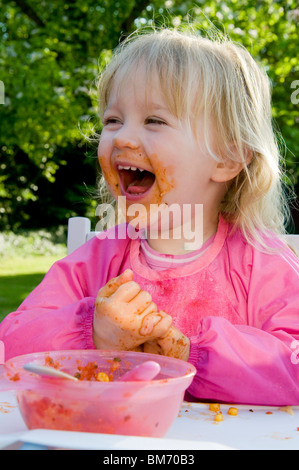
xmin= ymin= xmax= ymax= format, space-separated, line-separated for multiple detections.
xmin=97 ymin=27 xmax=291 ymax=247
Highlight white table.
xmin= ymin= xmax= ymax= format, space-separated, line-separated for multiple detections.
xmin=1 ymin=387 xmax=299 ymax=450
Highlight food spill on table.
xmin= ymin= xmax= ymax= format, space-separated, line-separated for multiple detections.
xmin=0 ymin=401 xmax=17 ymax=413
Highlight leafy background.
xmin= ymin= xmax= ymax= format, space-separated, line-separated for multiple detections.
xmin=0 ymin=0 xmax=298 ymax=233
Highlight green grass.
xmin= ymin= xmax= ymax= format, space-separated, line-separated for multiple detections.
xmin=0 ymin=255 xmax=64 ymax=322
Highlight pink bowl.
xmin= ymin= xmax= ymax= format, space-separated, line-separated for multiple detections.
xmin=4 ymin=350 xmax=196 ymax=437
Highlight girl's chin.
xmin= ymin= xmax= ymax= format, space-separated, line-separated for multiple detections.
xmin=126 ymin=206 xmax=175 ymax=236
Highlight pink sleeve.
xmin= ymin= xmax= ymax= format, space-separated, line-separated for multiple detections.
xmin=0 ymin=257 xmax=96 ymax=360
xmin=187 ymin=243 xmax=299 ymax=406
xmin=0 ymin=230 xmax=131 ymax=360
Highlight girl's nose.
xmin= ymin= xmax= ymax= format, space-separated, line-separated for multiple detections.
xmin=113 ymin=125 xmax=140 ymax=150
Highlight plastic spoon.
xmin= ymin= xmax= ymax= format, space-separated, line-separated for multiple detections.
xmin=23 ymin=363 xmax=79 ymax=381
xmin=118 ymin=361 xmax=161 ymax=382
xmin=99 ymin=360 xmax=161 ymax=402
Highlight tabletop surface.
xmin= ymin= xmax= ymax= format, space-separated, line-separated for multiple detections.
xmin=1 ymin=389 xmax=299 ymax=450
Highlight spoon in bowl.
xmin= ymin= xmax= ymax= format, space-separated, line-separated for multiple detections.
xmin=23 ymin=362 xmax=79 ymax=381
xmin=23 ymin=360 xmax=161 ymax=382
xmin=118 ymin=360 xmax=160 ymax=382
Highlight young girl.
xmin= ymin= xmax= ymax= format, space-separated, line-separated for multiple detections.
xmin=1 ymin=28 xmax=299 ymax=406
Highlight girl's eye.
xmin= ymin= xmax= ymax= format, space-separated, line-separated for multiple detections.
xmin=103 ymin=117 xmax=121 ymax=126
xmin=145 ymin=117 xmax=166 ymax=125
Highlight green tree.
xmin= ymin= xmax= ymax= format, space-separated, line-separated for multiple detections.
xmin=0 ymin=0 xmax=149 ymax=229
xmin=0 ymin=0 xmax=298 ymax=231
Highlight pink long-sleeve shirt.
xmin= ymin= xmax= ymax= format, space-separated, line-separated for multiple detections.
xmin=1 ymin=216 xmax=299 ymax=406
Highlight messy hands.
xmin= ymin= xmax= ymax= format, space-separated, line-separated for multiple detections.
xmin=143 ymin=326 xmax=190 ymax=361
xmin=93 ymin=269 xmax=172 ymax=351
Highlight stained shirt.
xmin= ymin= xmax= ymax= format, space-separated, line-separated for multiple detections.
xmin=1 ymin=216 xmax=298 ymax=405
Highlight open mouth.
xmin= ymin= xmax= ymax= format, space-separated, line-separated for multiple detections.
xmin=117 ymin=165 xmax=156 ymax=196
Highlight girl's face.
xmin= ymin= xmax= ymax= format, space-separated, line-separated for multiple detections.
xmin=98 ymin=66 xmax=222 ymax=232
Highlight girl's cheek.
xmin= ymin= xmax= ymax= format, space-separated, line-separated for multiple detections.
xmin=125 ymin=157 xmax=177 ymax=230
xmin=98 ymin=155 xmax=121 ymax=197
xmin=149 ymin=153 xmax=176 ymax=198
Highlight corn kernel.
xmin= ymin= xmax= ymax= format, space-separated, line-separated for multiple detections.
xmin=214 ymin=412 xmax=223 ymax=422
xmin=96 ymin=372 xmax=110 ymax=382
xmin=227 ymin=407 xmax=238 ymax=416
xmin=209 ymin=403 xmax=221 ymax=412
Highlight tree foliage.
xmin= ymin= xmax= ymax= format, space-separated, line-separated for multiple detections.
xmin=0 ymin=0 xmax=298 ymax=231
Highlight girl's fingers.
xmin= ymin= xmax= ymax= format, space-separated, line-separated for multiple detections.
xmin=128 ymin=290 xmax=153 ymax=314
xmin=111 ymin=280 xmax=142 ymax=302
xmin=143 ymin=341 xmax=163 ymax=355
xmin=139 ymin=310 xmax=172 ymax=338
xmin=155 ymin=326 xmax=190 ymax=361
xmin=139 ymin=314 xmax=155 ymax=336
xmin=97 ymin=269 xmax=134 ymax=298
xmin=136 ymin=301 xmax=158 ymax=317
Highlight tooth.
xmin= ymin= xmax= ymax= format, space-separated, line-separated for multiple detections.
xmin=118 ymin=165 xmax=144 ymax=171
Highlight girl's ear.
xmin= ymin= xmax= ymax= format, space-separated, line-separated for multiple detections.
xmin=211 ymin=159 xmax=244 ymax=183
xmin=211 ymin=146 xmax=253 ymax=183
